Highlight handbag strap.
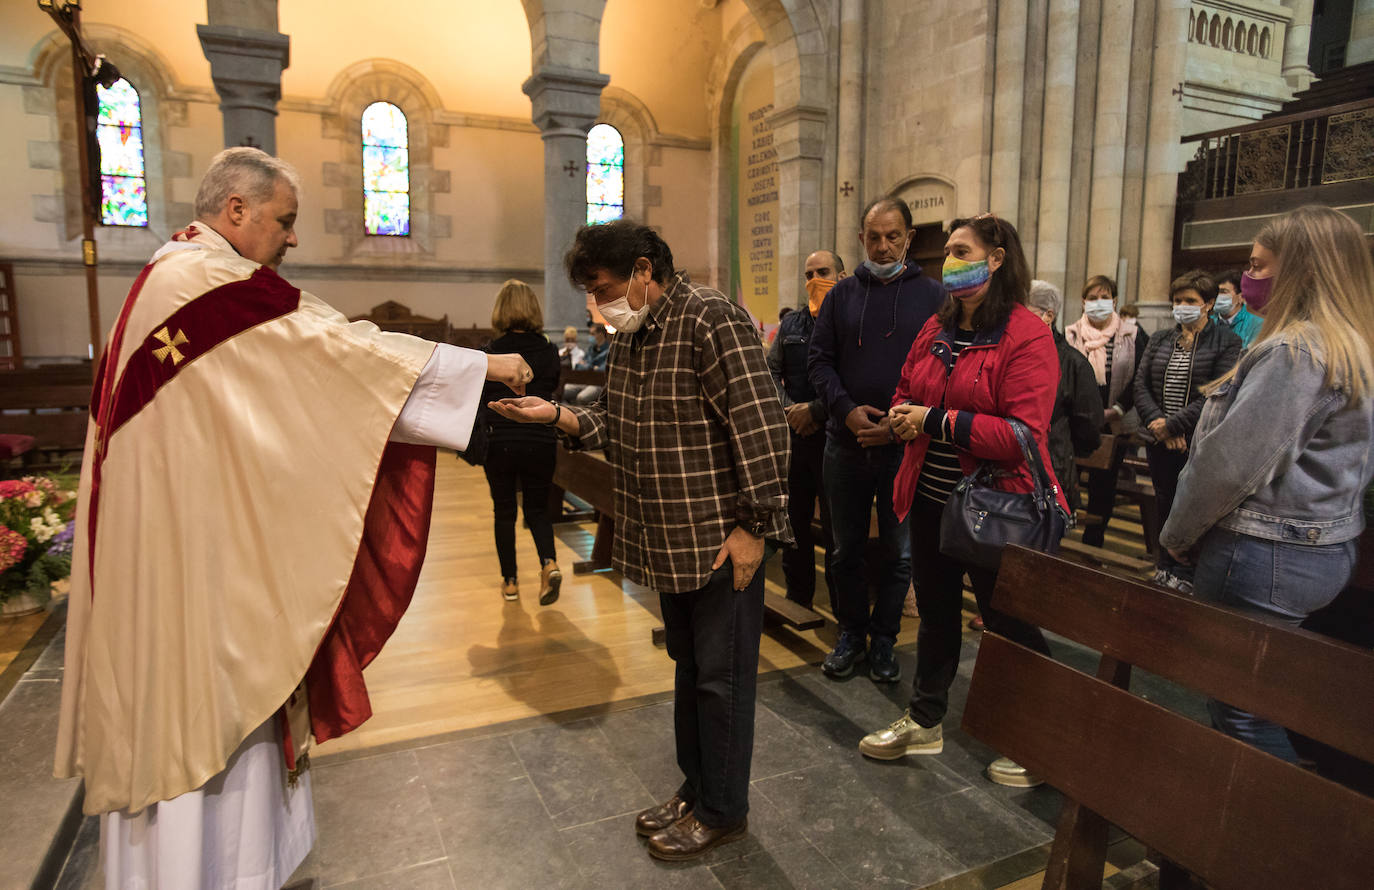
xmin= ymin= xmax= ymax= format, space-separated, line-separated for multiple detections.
xmin=1004 ymin=417 xmax=1060 ymax=506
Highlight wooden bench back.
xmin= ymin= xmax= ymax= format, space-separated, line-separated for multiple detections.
xmin=962 ymin=546 xmax=1374 ymax=890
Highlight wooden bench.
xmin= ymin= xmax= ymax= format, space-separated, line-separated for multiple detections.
xmin=963 ymin=546 xmax=1374 ymax=890
xmin=0 ymin=372 xmax=92 ymax=468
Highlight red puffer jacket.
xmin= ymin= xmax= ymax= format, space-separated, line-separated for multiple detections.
xmin=890 ymin=303 xmax=1068 ymax=521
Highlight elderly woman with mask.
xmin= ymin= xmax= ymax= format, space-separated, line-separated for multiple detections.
xmin=1065 ymin=275 xmax=1149 ymax=548
xmin=1028 ymin=280 xmax=1104 ymax=513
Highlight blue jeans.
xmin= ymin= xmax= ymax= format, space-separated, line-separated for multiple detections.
xmin=1193 ymin=527 xmax=1358 ymax=762
xmin=822 ymin=439 xmax=911 ymax=645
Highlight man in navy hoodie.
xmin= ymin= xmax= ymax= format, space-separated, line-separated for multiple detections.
xmin=809 ymin=197 xmax=946 ymax=682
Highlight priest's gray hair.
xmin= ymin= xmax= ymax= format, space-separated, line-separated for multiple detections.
xmin=194 ymin=147 xmax=302 ymax=220
xmin=1028 ymin=279 xmax=1063 ymax=319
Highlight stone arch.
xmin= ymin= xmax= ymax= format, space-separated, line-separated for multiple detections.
xmin=320 ymin=59 xmax=450 ymax=260
xmin=598 ymin=86 xmax=658 ymax=222
xmin=706 ymin=10 xmax=768 ymax=293
xmin=1194 ymin=12 xmax=1207 ymax=44
xmin=1260 ymin=27 xmax=1271 ymax=58
xmin=888 ymin=174 xmax=958 ymax=227
xmin=28 ymin=25 xmax=191 ymax=253
xmin=1222 ymin=18 xmax=1233 ymax=50
xmin=1209 ymin=16 xmax=1220 ymax=47
xmin=1249 ymin=24 xmax=1260 ymax=56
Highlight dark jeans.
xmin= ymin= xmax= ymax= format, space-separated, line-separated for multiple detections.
xmin=1081 ymin=440 xmax=1128 ymax=547
xmin=823 ymin=439 xmax=910 ymax=645
xmin=1145 ymin=444 xmax=1190 ymax=578
xmin=1194 ymin=527 xmax=1358 ymax=763
xmin=907 ymin=497 xmax=1051 ymax=727
xmin=660 ymin=563 xmax=765 ymax=828
xmin=783 ymin=429 xmax=834 ymax=610
xmin=483 ymin=438 xmax=557 ymax=579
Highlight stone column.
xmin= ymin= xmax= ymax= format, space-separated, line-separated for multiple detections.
xmin=1034 ymin=0 xmax=1080 ymax=293
xmin=1085 ymin=0 xmax=1137 ymax=295
xmin=198 ymin=0 xmax=288 ymax=153
xmin=1281 ymin=0 xmax=1316 ymax=90
xmin=770 ymin=105 xmax=827 ymax=311
xmin=523 ymin=66 xmax=609 ymax=332
xmin=1137 ymin=0 xmax=1190 ymax=327
xmin=989 ymin=0 xmax=1028 ymax=221
xmin=832 ymin=0 xmax=864 ymax=251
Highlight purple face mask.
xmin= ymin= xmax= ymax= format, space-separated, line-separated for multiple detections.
xmin=1241 ymin=270 xmax=1274 ymax=315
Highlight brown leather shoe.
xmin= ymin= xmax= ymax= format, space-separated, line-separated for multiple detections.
xmin=538 ymin=560 xmax=562 ymax=606
xmin=634 ymin=794 xmax=692 ymax=837
xmin=646 ymin=814 xmax=747 ymax=861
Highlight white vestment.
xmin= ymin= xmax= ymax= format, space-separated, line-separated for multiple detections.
xmin=98 ymin=343 xmax=484 ymax=890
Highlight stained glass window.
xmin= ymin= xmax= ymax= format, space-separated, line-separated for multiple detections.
xmin=362 ymin=101 xmax=410 ymax=236
xmin=96 ymin=78 xmax=148 ymax=227
xmin=586 ymin=123 xmax=624 ymax=225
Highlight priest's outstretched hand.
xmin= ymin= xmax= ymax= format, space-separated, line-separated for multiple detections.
xmin=485 ymin=353 xmax=533 ymax=396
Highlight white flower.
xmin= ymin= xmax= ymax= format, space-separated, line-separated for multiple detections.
xmin=31 ymin=516 xmax=55 ymax=543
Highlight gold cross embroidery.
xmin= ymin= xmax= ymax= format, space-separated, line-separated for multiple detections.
xmin=152 ymin=327 xmax=189 ymax=365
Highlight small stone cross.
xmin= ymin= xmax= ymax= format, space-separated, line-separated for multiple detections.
xmin=564 ymin=160 xmax=580 ymax=178
xmin=840 ymin=181 xmax=854 ymax=197
xmin=241 ymin=135 xmax=259 ymax=148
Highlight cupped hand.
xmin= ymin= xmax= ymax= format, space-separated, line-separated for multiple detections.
xmin=488 ymin=396 xmax=556 ymax=424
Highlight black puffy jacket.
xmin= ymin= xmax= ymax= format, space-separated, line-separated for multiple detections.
xmin=1133 ymin=319 xmax=1242 ymax=441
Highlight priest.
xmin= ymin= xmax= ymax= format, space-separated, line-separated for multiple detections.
xmin=53 ymin=147 xmax=530 ymax=890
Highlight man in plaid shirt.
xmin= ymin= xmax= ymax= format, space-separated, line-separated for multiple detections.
xmin=490 ymin=220 xmax=791 ymax=861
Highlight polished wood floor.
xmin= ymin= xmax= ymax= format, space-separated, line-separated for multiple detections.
xmin=316 ymin=458 xmax=922 ymax=756
xmin=0 ymin=609 xmax=46 ymax=675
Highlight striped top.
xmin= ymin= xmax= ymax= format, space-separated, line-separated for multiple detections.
xmin=916 ymin=329 xmax=976 ymax=505
xmin=1102 ymin=338 xmax=1116 ymax=392
xmin=1161 ymin=339 xmax=1193 ymax=418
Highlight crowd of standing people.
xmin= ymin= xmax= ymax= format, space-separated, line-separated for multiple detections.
xmin=481 ymin=198 xmax=1374 ymax=858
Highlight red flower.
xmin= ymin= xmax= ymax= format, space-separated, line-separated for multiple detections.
xmin=0 ymin=525 xmax=26 ymax=572
xmin=0 ymin=480 xmax=36 ymax=500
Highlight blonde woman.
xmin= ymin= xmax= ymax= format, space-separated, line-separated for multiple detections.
xmin=481 ymin=280 xmax=563 ymax=604
xmin=1160 ymin=205 xmax=1374 ymax=764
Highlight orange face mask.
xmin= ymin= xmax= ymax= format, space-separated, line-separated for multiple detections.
xmin=806 ymin=277 xmax=836 ymax=315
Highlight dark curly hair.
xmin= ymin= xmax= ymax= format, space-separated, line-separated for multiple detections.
xmin=565 ymin=220 xmax=676 ymax=287
xmin=935 ymin=214 xmax=1031 ymax=331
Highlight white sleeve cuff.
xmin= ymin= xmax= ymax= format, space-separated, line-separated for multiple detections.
xmin=390 ymin=344 xmax=487 ymax=451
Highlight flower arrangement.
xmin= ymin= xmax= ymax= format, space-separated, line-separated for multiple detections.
xmin=0 ymin=475 xmax=78 ymax=606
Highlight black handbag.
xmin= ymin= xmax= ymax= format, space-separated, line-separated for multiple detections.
xmin=938 ymin=417 xmax=1068 ymax=572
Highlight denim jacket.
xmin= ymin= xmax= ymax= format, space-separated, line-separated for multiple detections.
xmin=1160 ymin=329 xmax=1374 ymax=550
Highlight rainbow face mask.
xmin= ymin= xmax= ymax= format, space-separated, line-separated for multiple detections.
xmin=942 ymin=256 xmax=991 ymax=299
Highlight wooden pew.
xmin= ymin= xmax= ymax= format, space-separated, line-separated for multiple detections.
xmin=962 ymin=546 xmax=1374 ymax=890
xmin=0 ymin=372 xmax=91 ymax=468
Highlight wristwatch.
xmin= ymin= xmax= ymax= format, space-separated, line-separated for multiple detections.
xmin=735 ymin=505 xmax=770 ymax=537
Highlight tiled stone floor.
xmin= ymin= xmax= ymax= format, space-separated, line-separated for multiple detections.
xmin=51 ymin=634 xmax=1205 ymax=889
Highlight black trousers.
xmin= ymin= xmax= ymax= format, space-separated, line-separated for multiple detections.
xmin=782 ymin=429 xmax=834 ymax=610
xmin=659 ymin=563 xmax=764 ymax=828
xmin=907 ymin=497 xmax=1051 ymax=727
xmin=1145 ymin=444 xmax=1190 ymax=577
xmin=482 ymin=439 xmax=558 ymax=579
xmin=1080 ymin=440 xmax=1128 ymax=548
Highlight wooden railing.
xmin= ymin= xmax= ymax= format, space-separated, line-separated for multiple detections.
xmin=1178 ymin=98 xmax=1374 ymax=202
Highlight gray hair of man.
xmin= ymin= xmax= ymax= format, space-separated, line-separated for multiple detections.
xmin=1028 ymin=279 xmax=1063 ymax=322
xmin=193 ymin=147 xmax=302 ymax=220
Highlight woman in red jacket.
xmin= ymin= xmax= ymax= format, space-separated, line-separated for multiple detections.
xmin=858 ymin=214 xmax=1065 ymax=788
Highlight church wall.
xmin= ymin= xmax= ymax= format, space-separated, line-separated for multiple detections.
xmin=861 ymin=1 xmax=993 ymax=220
xmin=601 ymin=0 xmax=722 ymax=140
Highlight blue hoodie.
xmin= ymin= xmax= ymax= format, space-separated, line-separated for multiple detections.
xmin=808 ymin=261 xmax=947 ymax=448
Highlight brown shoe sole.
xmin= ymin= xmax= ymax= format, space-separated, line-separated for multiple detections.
xmin=539 ymin=570 xmax=562 ymax=606
xmin=646 ymin=822 xmax=747 ymax=861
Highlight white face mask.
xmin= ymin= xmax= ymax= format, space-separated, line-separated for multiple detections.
xmin=1173 ymin=305 xmax=1202 ymax=326
xmin=598 ymin=269 xmax=651 ymax=333
xmin=1084 ymin=299 xmax=1115 ymax=322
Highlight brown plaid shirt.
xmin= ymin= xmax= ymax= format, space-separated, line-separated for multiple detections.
xmin=564 ymin=273 xmax=792 ymax=593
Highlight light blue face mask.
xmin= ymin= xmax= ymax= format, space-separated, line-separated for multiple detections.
xmin=1173 ymin=305 xmax=1203 ymax=325
xmin=1214 ymin=294 xmax=1234 ymax=317
xmin=862 ymin=256 xmax=906 ymax=280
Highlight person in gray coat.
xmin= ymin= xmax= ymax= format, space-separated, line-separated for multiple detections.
xmin=1160 ymin=206 xmax=1374 ymax=770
